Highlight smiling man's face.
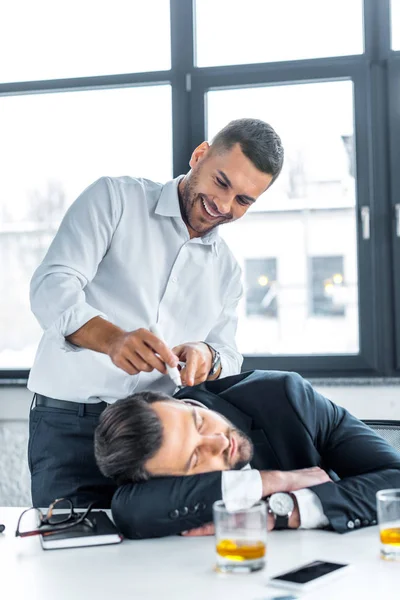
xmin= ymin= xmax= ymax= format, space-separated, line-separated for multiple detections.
xmin=144 ymin=400 xmax=254 ymax=477
xmin=178 ymin=142 xmax=273 ymax=239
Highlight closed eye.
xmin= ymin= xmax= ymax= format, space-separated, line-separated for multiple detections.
xmin=216 ymin=177 xmax=228 ymax=188
xmin=196 ymin=410 xmax=204 ymax=432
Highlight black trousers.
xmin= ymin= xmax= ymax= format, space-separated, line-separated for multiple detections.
xmin=28 ymin=397 xmax=117 ymax=508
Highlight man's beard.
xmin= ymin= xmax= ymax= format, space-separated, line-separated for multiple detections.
xmin=178 ymin=170 xmax=231 ymax=236
xmin=225 ymin=428 xmax=254 ymax=470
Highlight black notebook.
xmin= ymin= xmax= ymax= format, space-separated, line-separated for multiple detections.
xmin=40 ymin=511 xmax=123 ymax=550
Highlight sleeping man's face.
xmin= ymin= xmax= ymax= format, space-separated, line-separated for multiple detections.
xmin=145 ymin=400 xmax=254 ymax=476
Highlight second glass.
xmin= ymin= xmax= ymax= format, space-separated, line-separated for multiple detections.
xmin=213 ymin=500 xmax=267 ymax=573
xmin=377 ymin=489 xmax=400 ymax=561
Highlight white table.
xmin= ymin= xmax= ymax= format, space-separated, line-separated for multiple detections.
xmin=0 ymin=508 xmax=399 ymax=600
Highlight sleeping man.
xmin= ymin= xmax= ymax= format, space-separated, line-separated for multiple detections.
xmin=94 ymin=370 xmax=400 ymax=539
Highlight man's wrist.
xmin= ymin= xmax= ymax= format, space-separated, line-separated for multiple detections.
xmin=288 ymin=494 xmax=300 ymax=529
xmin=260 ymin=470 xmax=287 ymax=497
xmin=204 ymin=343 xmax=221 ymax=380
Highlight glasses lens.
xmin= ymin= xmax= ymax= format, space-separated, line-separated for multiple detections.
xmin=17 ymin=508 xmax=42 ymax=535
xmin=47 ymin=498 xmax=73 ymax=525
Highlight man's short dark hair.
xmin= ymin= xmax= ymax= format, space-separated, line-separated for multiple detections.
xmin=211 ymin=118 xmax=284 ymax=185
xmin=94 ymin=391 xmax=169 ymax=485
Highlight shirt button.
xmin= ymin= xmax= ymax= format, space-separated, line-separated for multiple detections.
xmin=171 ymin=276 xmax=178 ymax=283
xmin=169 ymin=509 xmax=180 ymax=520
xmin=371 ymin=519 xmax=377 ymax=525
xmin=198 ymin=502 xmax=206 ymax=512
xmin=179 ymin=507 xmax=189 ymax=516
xmin=362 ymin=520 xmax=369 ymax=526
xmin=347 ymin=520 xmax=355 ymax=530
xmin=354 ymin=519 xmax=361 ymax=527
xmin=189 ymin=504 xmax=199 ymax=514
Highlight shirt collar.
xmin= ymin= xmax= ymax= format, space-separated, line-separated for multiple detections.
xmin=155 ymin=176 xmax=184 ymax=219
xmin=155 ymin=175 xmax=220 ymax=255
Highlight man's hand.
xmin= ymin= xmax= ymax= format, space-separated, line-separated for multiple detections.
xmin=172 ymin=342 xmax=213 ymax=386
xmin=181 ymin=523 xmax=215 ymax=536
xmin=260 ymin=467 xmax=332 ymax=497
xmin=66 ymin=317 xmax=179 ymax=376
xmin=107 ymin=328 xmax=179 ymax=376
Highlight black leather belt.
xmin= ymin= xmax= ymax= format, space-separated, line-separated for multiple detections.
xmin=35 ymin=393 xmax=108 ymax=415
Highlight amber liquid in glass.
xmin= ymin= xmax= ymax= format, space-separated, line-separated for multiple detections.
xmin=216 ymin=539 xmax=266 ymax=561
xmin=380 ymin=527 xmax=400 ymax=546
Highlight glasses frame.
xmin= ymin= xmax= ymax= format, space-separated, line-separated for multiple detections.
xmin=15 ymin=498 xmax=95 ymax=538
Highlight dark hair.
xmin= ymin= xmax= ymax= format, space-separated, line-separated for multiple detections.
xmin=211 ymin=118 xmax=284 ymax=185
xmin=94 ymin=391 xmax=170 ymax=485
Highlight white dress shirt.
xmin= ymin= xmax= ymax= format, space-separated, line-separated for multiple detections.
xmin=28 ymin=176 xmax=243 ymax=403
xmin=222 ymin=469 xmax=329 ymax=529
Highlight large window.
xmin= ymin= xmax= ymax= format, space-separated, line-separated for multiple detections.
xmin=0 ymin=86 xmax=172 ymax=369
xmin=1 ymin=0 xmax=400 ymax=380
xmin=208 ymin=81 xmax=359 ymax=356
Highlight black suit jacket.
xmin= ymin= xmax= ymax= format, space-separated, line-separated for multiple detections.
xmin=111 ymin=370 xmax=400 ymax=538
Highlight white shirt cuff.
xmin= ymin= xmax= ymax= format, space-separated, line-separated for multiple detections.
xmin=292 ymin=488 xmax=329 ymax=529
xmin=221 ymin=469 xmax=262 ymax=512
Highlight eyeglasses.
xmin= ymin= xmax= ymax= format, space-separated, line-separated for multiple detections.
xmin=15 ymin=498 xmax=95 ymax=538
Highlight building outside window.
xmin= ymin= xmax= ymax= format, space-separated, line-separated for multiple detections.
xmin=310 ymin=256 xmax=346 ymax=317
xmin=245 ymin=258 xmax=278 ymax=318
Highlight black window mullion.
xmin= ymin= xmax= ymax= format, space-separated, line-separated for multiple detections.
xmin=352 ymin=64 xmax=380 ymax=372
xmin=170 ymin=0 xmax=195 ymax=176
xmin=365 ymin=0 xmax=399 ymax=374
xmin=388 ymin=56 xmax=400 ymax=370
xmin=363 ymin=0 xmax=391 ymax=60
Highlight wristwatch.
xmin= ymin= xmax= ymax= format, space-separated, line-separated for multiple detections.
xmin=267 ymin=492 xmax=295 ymax=530
xmin=205 ymin=343 xmax=221 ymax=377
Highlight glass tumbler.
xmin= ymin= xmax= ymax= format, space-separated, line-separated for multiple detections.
xmin=377 ymin=489 xmax=400 ymax=561
xmin=213 ymin=500 xmax=267 ymax=573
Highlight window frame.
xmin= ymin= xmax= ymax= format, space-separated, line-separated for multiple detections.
xmin=1 ymin=0 xmax=399 ymax=382
xmin=190 ymin=58 xmax=379 ymax=377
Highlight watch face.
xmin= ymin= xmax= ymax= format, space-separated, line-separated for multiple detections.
xmin=269 ymin=493 xmax=294 ymax=517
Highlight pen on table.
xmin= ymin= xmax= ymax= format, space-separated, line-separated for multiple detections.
xmin=0 ymin=524 xmax=5 ymax=533
xmin=149 ymin=324 xmax=184 ymax=390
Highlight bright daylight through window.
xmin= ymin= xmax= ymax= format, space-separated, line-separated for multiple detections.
xmin=208 ymin=81 xmax=359 ymax=356
xmin=0 ymin=86 xmax=172 ymax=369
xmin=195 ymin=0 xmax=363 ymax=66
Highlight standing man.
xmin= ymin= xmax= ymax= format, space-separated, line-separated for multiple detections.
xmin=28 ymin=118 xmax=284 ymax=508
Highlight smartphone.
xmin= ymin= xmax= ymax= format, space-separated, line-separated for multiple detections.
xmin=268 ymin=560 xmax=350 ymax=592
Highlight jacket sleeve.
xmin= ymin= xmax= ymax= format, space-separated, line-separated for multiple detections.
xmin=111 ymin=472 xmax=223 ymax=539
xmin=285 ymin=373 xmax=400 ymax=533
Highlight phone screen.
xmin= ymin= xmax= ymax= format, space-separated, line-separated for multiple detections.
xmin=273 ymin=560 xmax=347 ymax=584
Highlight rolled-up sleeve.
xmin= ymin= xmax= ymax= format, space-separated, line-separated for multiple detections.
xmin=205 ymin=262 xmax=243 ymax=376
xmin=30 ymin=177 xmax=121 ymax=352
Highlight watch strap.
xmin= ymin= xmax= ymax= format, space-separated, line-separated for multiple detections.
xmin=205 ymin=343 xmax=221 ymax=376
xmin=273 ymin=514 xmax=289 ymax=530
